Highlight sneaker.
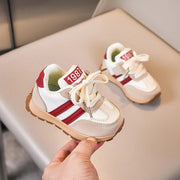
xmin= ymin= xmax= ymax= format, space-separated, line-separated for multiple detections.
xmin=26 ymin=64 xmax=124 ymax=142
xmin=100 ymin=43 xmax=161 ymax=104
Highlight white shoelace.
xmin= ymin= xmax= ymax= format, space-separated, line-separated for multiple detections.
xmin=69 ymin=70 xmax=108 ymax=108
xmin=122 ymin=52 xmax=149 ymax=78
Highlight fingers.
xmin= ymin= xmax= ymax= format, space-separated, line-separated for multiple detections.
xmin=48 ymin=138 xmax=104 ymax=167
xmin=95 ymin=141 xmax=104 ymax=151
xmin=49 ymin=139 xmax=78 ymax=165
xmin=72 ymin=137 xmax=97 ymax=159
xmin=74 ymin=140 xmax=104 ymax=151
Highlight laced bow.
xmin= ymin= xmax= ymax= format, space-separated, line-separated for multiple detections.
xmin=123 ymin=52 xmax=149 ymax=78
xmin=69 ymin=70 xmax=108 ymax=108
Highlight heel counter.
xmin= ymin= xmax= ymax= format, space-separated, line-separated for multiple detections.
xmin=102 ymin=60 xmax=107 ymax=69
xmin=32 ymin=84 xmax=47 ymax=111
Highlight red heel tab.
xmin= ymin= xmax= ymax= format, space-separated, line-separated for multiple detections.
xmin=36 ymin=69 xmax=45 ymax=88
xmin=104 ymin=52 xmax=107 ymax=60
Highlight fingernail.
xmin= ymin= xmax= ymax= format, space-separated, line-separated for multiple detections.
xmin=87 ymin=137 xmax=97 ymax=142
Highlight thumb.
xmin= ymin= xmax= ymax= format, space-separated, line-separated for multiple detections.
xmin=72 ymin=137 xmax=97 ymax=159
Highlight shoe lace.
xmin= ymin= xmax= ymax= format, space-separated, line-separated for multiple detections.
xmin=69 ymin=70 xmax=108 ymax=109
xmin=123 ymin=52 xmax=149 ymax=78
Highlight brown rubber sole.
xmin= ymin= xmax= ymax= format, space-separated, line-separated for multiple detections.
xmin=26 ymin=92 xmax=124 ymax=142
xmin=100 ymin=65 xmax=161 ymax=104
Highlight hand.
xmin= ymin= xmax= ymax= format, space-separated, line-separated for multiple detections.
xmin=42 ymin=138 xmax=104 ymax=180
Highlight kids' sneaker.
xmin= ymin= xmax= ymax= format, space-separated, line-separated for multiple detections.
xmin=26 ymin=64 xmax=124 ymax=142
xmin=100 ymin=43 xmax=161 ymax=104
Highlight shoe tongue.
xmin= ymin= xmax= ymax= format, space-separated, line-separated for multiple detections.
xmin=115 ymin=48 xmax=134 ymax=62
xmin=58 ymin=65 xmax=85 ymax=88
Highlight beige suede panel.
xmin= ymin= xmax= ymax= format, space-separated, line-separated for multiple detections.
xmin=112 ymin=62 xmax=127 ymax=75
xmin=130 ymin=72 xmax=149 ymax=81
xmin=101 ymin=60 xmax=108 ymax=71
xmin=32 ymin=84 xmax=47 ymax=111
xmin=70 ymin=115 xmax=123 ymax=137
xmin=59 ymin=87 xmax=71 ymax=99
xmin=124 ymin=83 xmax=161 ymax=102
xmin=83 ymin=96 xmax=104 ymax=113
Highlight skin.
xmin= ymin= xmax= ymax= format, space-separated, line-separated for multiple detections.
xmin=42 ymin=138 xmax=104 ymax=180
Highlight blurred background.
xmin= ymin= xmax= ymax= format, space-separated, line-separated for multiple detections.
xmin=1 ymin=0 xmax=179 ymax=55
xmin=0 ymin=0 xmax=99 ymax=53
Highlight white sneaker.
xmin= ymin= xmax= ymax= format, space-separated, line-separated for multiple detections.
xmin=100 ymin=43 xmax=161 ymax=104
xmin=26 ymin=64 xmax=124 ymax=142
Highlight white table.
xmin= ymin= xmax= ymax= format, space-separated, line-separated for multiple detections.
xmin=0 ymin=9 xmax=180 ymax=180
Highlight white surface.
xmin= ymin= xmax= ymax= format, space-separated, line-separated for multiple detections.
xmin=93 ymin=0 xmax=180 ymax=52
xmin=0 ymin=9 xmax=180 ymax=180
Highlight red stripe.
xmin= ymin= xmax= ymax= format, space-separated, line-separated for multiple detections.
xmin=120 ymin=76 xmax=132 ymax=85
xmin=120 ymin=50 xmax=133 ymax=61
xmin=62 ymin=108 xmax=85 ymax=125
xmin=49 ymin=100 xmax=74 ymax=116
xmin=104 ymin=52 xmax=107 ymax=59
xmin=64 ymin=66 xmax=83 ymax=85
xmin=36 ymin=69 xmax=45 ymax=88
xmin=112 ymin=74 xmax=122 ymax=79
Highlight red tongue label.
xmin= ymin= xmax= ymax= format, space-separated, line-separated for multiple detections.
xmin=64 ymin=66 xmax=83 ymax=85
xmin=120 ymin=50 xmax=133 ymax=60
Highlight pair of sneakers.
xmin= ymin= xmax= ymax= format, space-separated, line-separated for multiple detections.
xmin=26 ymin=43 xmax=161 ymax=142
